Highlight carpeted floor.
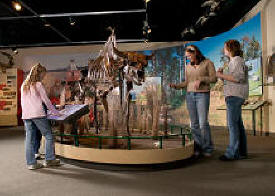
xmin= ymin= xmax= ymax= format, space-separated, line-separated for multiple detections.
xmin=0 ymin=126 xmax=275 ymax=196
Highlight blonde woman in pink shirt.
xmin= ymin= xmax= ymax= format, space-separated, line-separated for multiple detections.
xmin=21 ymin=63 xmax=61 ymax=170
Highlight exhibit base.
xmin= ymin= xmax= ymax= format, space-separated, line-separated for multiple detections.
xmin=54 ymin=141 xmax=194 ymax=165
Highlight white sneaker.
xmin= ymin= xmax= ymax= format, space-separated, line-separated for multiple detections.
xmin=203 ymin=152 xmax=212 ymax=157
xmin=43 ymin=159 xmax=61 ymax=167
xmin=153 ymin=141 xmax=161 ymax=148
xmin=35 ymin=153 xmax=41 ymax=159
xmin=194 ymin=151 xmax=200 ymax=156
xmin=27 ymin=163 xmax=44 ymax=170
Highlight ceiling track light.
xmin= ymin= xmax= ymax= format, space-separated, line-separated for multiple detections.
xmin=142 ymin=20 xmax=151 ymax=38
xmin=143 ymin=0 xmax=151 ymax=40
xmin=11 ymin=47 xmax=18 ymax=54
xmin=44 ymin=23 xmax=51 ymax=27
xmin=69 ymin=17 xmax=76 ymax=26
xmin=145 ymin=0 xmax=151 ymax=4
xmin=12 ymin=1 xmax=22 ymax=12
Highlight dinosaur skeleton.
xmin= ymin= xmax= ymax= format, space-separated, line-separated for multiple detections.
xmin=87 ymin=28 xmax=152 ymax=135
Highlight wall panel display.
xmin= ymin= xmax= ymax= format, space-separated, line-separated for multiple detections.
xmin=0 ymin=68 xmax=23 ymax=126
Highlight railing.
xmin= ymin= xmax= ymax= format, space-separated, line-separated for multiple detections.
xmin=54 ymin=124 xmax=192 ymax=150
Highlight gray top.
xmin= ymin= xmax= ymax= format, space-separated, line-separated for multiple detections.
xmin=223 ymin=56 xmax=249 ymax=99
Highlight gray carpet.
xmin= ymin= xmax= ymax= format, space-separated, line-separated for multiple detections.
xmin=0 ymin=126 xmax=275 ymax=196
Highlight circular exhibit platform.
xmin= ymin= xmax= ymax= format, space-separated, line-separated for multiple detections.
xmin=55 ymin=142 xmax=194 ymax=165
xmin=54 ymin=132 xmax=194 ymax=165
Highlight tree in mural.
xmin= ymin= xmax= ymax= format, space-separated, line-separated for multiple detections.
xmin=168 ymin=56 xmax=179 ymax=98
xmin=141 ymin=46 xmax=185 ymax=108
xmin=176 ymin=45 xmax=186 ymax=82
xmin=141 ymin=50 xmax=157 ymax=77
xmin=155 ymin=48 xmax=172 ymax=104
xmin=241 ymin=35 xmax=262 ymax=95
xmin=241 ymin=36 xmax=261 ymax=61
xmin=246 ymin=36 xmax=261 ymax=60
xmin=156 ymin=47 xmax=185 ymax=108
xmin=219 ymin=48 xmax=229 ymax=67
xmin=172 ymin=46 xmax=186 ymax=108
xmin=151 ymin=51 xmax=157 ymax=76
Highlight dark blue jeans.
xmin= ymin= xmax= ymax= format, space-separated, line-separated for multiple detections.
xmin=225 ymin=96 xmax=247 ymax=159
xmin=24 ymin=118 xmax=55 ymax=165
xmin=33 ymin=103 xmax=47 ymax=154
xmin=186 ymin=92 xmax=213 ymax=154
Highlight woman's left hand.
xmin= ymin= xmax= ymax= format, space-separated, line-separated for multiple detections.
xmin=194 ymin=80 xmax=201 ymax=89
xmin=216 ymin=71 xmax=223 ymax=78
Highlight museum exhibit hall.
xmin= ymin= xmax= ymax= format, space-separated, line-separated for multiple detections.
xmin=0 ymin=0 xmax=274 ymax=195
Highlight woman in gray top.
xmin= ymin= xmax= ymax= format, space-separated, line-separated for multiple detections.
xmin=216 ymin=40 xmax=249 ymax=161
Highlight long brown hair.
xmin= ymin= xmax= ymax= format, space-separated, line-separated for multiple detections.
xmin=186 ymin=45 xmax=206 ymax=65
xmin=22 ymin=63 xmax=46 ymax=92
xmin=225 ymin=40 xmax=243 ymax=57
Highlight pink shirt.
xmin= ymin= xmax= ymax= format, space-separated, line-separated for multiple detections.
xmin=21 ymin=82 xmax=59 ymax=119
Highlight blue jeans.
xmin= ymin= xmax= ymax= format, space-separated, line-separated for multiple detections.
xmin=225 ymin=96 xmax=247 ymax=159
xmin=24 ymin=118 xmax=56 ymax=165
xmin=186 ymin=92 xmax=213 ymax=153
xmin=33 ymin=124 xmax=42 ymax=154
xmin=34 ymin=103 xmax=47 ymax=154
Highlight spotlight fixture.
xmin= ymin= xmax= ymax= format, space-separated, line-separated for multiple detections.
xmin=143 ymin=0 xmax=151 ymax=40
xmin=142 ymin=20 xmax=151 ymax=36
xmin=12 ymin=1 xmax=22 ymax=11
xmin=44 ymin=23 xmax=51 ymax=27
xmin=69 ymin=17 xmax=76 ymax=26
xmin=11 ymin=47 xmax=18 ymax=54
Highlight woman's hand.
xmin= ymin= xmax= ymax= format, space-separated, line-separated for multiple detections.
xmin=216 ymin=67 xmax=224 ymax=79
xmin=217 ymin=67 xmax=223 ymax=73
xmin=194 ymin=80 xmax=201 ymax=89
xmin=169 ymin=83 xmax=177 ymax=89
xmin=216 ymin=71 xmax=223 ymax=79
xmin=169 ymin=83 xmax=179 ymax=89
xmin=50 ymin=110 xmax=62 ymax=117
